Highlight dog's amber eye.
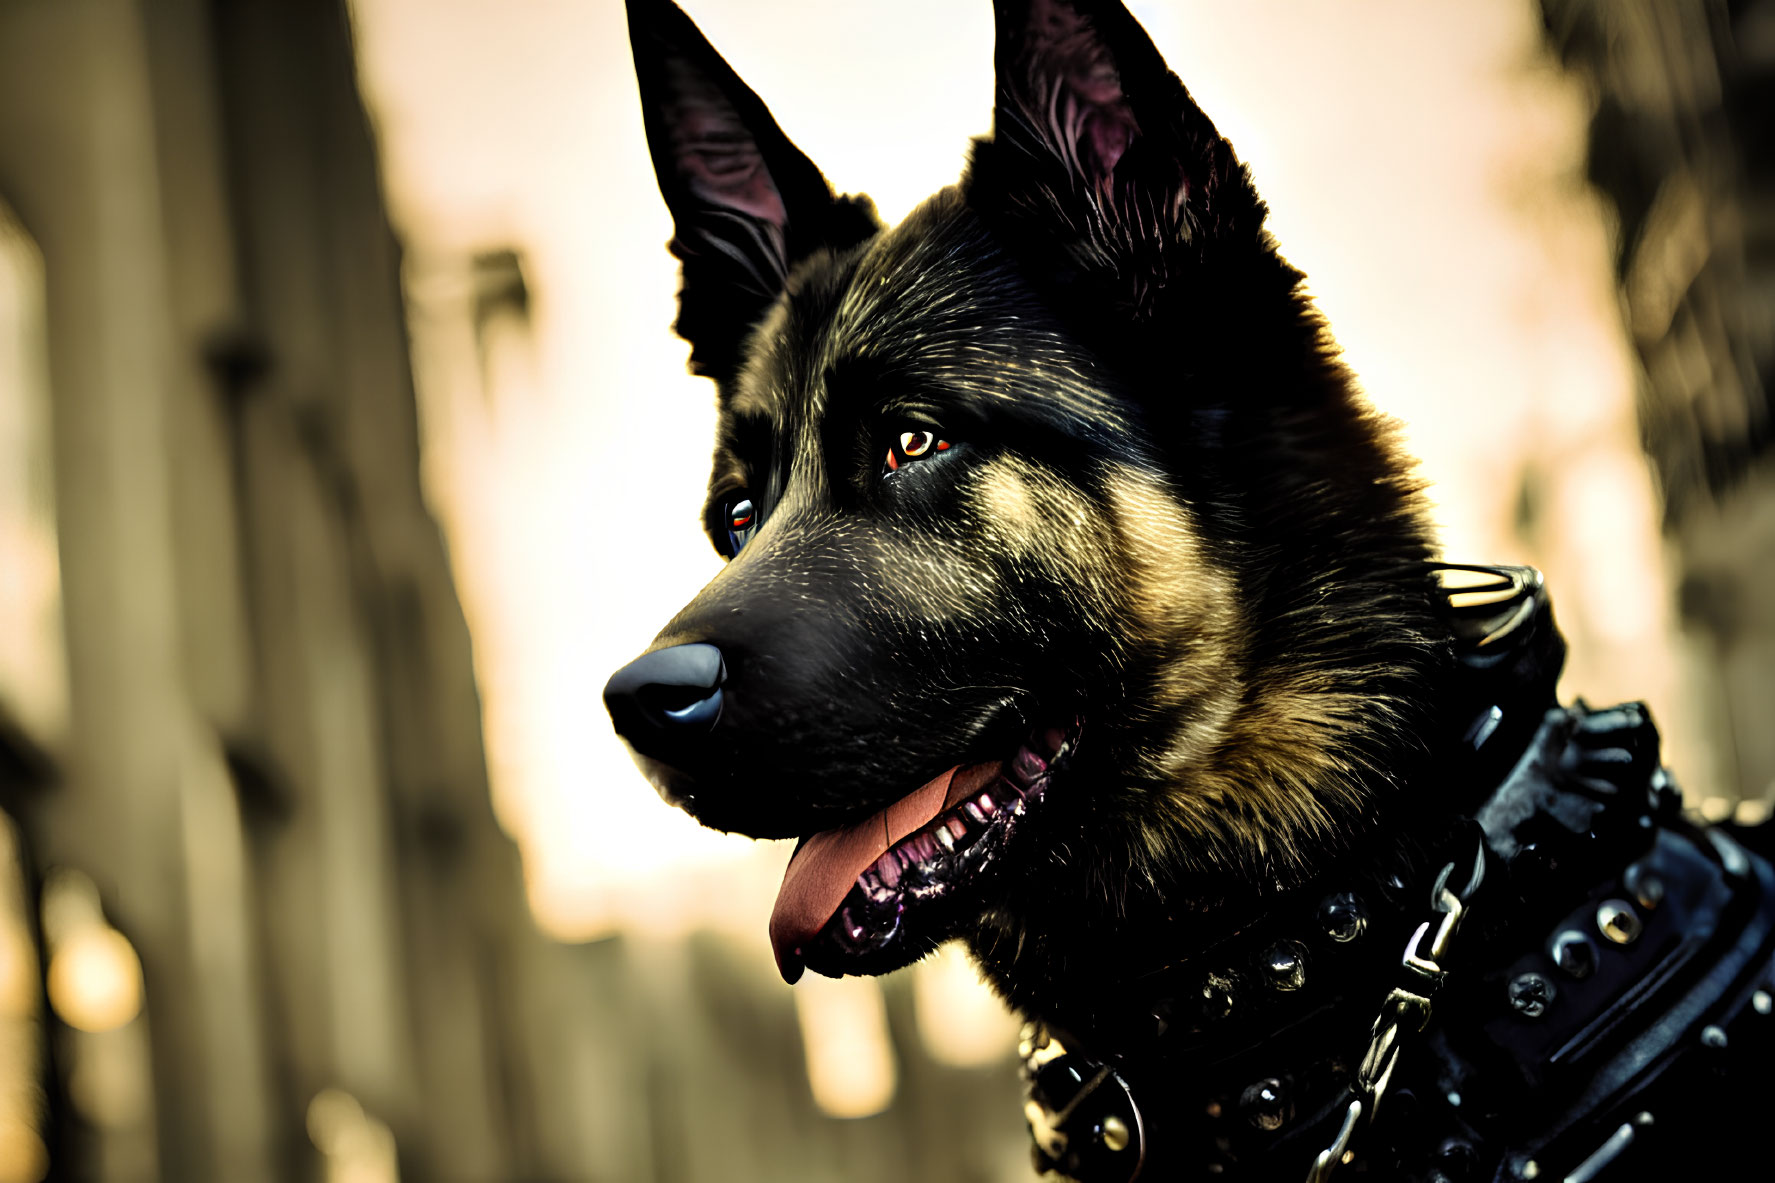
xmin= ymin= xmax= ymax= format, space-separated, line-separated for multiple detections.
xmin=886 ymin=430 xmax=952 ymax=471
xmin=725 ymin=497 xmax=757 ymax=555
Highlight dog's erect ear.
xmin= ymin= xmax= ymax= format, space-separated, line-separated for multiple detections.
xmin=972 ymin=0 xmax=1266 ymax=318
xmin=628 ymin=0 xmax=879 ymax=383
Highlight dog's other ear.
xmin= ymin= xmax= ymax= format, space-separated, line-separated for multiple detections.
xmin=628 ymin=0 xmax=879 ymax=383
xmin=971 ymin=0 xmax=1267 ymax=319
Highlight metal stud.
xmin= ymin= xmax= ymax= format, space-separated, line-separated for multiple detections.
xmin=1702 ymin=1024 xmax=1728 ymax=1049
xmin=1200 ymin=972 xmax=1236 ymax=1021
xmin=1596 ymin=899 xmax=1643 ymax=945
xmin=1434 ymin=1138 xmax=1479 ymax=1181
xmin=1319 ymin=892 xmax=1368 ymax=943
xmin=1101 ymin=1114 xmax=1130 ymax=1152
xmin=1508 ymin=972 xmax=1556 ymax=1018
xmin=1239 ymin=1078 xmax=1290 ymax=1131
xmin=1261 ymin=940 xmax=1307 ymax=992
xmin=1752 ymin=989 xmax=1772 ymax=1016
xmin=1622 ymin=862 xmax=1664 ymax=910
xmin=1551 ymin=930 xmax=1599 ymax=979
xmin=1707 ymin=830 xmax=1750 ymax=879
xmin=1511 ymin=1155 xmax=1540 ymax=1179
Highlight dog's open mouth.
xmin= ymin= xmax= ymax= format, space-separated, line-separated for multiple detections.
xmin=769 ymin=723 xmax=1077 ymax=983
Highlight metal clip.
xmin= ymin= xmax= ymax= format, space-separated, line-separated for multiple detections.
xmin=1306 ymin=1099 xmax=1362 ymax=1183
xmin=1356 ymin=988 xmax=1432 ymax=1107
xmin=1402 ymin=886 xmax=1461 ymax=984
xmin=1304 ymin=838 xmax=1486 ymax=1183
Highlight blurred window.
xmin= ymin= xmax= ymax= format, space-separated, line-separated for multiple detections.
xmin=0 ymin=199 xmax=66 ymax=750
xmin=0 ymin=816 xmax=46 ymax=1182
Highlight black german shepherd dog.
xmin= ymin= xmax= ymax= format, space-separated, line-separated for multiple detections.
xmin=606 ymin=2 xmax=1775 ymax=1179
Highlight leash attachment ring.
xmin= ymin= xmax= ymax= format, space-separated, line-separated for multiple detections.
xmin=1019 ymin=1024 xmax=1147 ymax=1183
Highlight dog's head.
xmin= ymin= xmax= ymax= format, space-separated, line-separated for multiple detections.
xmin=607 ymin=0 xmax=1444 ymax=1001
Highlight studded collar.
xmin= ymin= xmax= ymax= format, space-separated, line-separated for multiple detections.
xmin=1016 ymin=568 xmax=1775 ymax=1183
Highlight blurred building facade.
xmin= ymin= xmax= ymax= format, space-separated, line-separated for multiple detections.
xmin=1540 ymin=0 xmax=1775 ymax=815
xmin=0 ymin=3 xmax=1030 ymax=1182
xmin=0 ymin=0 xmax=573 ymax=1178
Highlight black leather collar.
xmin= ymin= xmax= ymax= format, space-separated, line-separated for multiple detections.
xmin=1018 ymin=567 xmax=1775 ymax=1183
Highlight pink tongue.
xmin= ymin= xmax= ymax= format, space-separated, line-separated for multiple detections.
xmin=770 ymin=763 xmax=996 ymax=983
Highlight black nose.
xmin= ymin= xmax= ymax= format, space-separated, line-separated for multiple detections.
xmin=604 ymin=643 xmax=726 ymax=752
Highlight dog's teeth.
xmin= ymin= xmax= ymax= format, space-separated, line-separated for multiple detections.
xmin=1007 ymin=747 xmax=1048 ymax=787
xmin=977 ymin=792 xmax=997 ymax=816
xmin=934 ymin=825 xmax=956 ymax=853
xmin=875 ymin=853 xmax=901 ymax=889
xmin=964 ymin=801 xmax=988 ymax=825
xmin=948 ymin=817 xmax=966 ymax=840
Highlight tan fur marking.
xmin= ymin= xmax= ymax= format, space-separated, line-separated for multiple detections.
xmin=1098 ymin=463 xmax=1391 ymax=880
xmin=1101 ymin=463 xmax=1241 ymax=732
xmin=974 ymin=462 xmax=1044 ymax=558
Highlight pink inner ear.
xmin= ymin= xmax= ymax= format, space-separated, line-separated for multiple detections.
xmin=1083 ymin=108 xmax=1134 ymax=174
xmin=1023 ymin=0 xmax=1141 ymax=183
xmin=663 ymin=60 xmax=789 ymax=228
xmin=1063 ymin=39 xmax=1137 ymax=177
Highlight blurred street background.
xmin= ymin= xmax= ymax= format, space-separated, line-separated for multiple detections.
xmin=0 ymin=0 xmax=1769 ymax=1179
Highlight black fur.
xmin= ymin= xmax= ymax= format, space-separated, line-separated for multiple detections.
xmin=606 ymin=9 xmax=1775 ymax=1181
xmin=618 ymin=0 xmax=1445 ymax=1039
